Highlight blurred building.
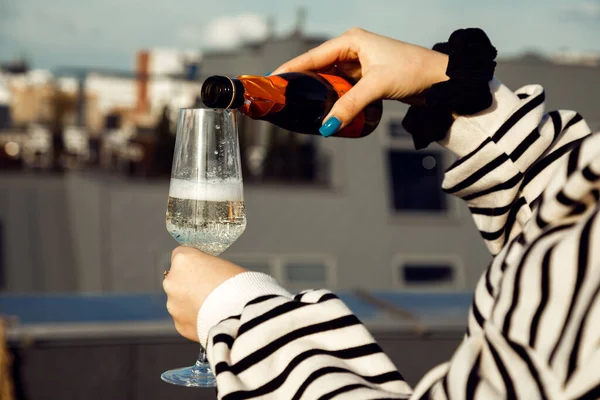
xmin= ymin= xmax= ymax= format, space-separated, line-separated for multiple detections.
xmin=551 ymin=49 xmax=600 ymax=67
xmin=0 ymin=71 xmax=13 ymax=130
xmin=134 ymin=48 xmax=203 ymax=124
xmin=0 ymin=30 xmax=599 ymax=295
xmin=0 ymin=50 xmax=203 ymax=173
xmin=54 ymin=48 xmax=202 ymax=133
xmin=3 ymin=69 xmax=55 ymax=127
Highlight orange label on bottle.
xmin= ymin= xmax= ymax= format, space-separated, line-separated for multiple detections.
xmin=238 ymin=75 xmax=287 ymax=118
xmin=318 ymin=73 xmax=365 ymax=138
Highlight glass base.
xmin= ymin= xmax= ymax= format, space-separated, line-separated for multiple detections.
xmin=161 ymin=361 xmax=217 ymax=388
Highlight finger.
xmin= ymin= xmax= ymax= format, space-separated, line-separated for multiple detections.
xmin=171 ymin=246 xmax=185 ymax=263
xmin=184 ymin=327 xmax=199 ymax=342
xmin=171 ymin=246 xmax=206 ymax=265
xmin=162 ymin=277 xmax=172 ymax=294
xmin=173 ymin=321 xmax=185 ymax=337
xmin=320 ymin=73 xmax=384 ymax=136
xmin=271 ymin=34 xmax=358 ymax=75
xmin=166 ymin=298 xmax=175 ymax=316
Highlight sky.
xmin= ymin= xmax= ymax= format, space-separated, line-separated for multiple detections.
xmin=0 ymin=0 xmax=599 ymax=71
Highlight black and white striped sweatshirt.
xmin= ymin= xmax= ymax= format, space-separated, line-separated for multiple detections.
xmin=197 ymin=79 xmax=600 ymax=399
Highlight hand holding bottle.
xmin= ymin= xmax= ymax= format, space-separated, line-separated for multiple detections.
xmin=271 ymin=28 xmax=449 ymax=136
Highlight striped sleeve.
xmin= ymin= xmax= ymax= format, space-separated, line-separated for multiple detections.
xmin=409 ymin=81 xmax=600 ymax=399
xmin=411 ymin=134 xmax=600 ymax=399
xmin=440 ymin=79 xmax=592 ymax=255
xmin=206 ymin=289 xmax=412 ymax=399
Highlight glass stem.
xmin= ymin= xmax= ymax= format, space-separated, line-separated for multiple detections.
xmin=191 ymin=346 xmax=211 ymax=375
xmin=198 ymin=347 xmax=208 ymax=363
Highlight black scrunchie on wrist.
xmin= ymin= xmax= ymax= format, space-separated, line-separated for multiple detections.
xmin=402 ymin=28 xmax=498 ymax=150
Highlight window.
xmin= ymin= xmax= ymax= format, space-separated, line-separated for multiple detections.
xmin=239 ymin=119 xmax=331 ymax=186
xmin=225 ymin=254 xmax=275 ymax=277
xmin=105 ymin=113 xmax=121 ymax=129
xmin=402 ymin=264 xmax=454 ymax=284
xmin=285 ymin=262 xmax=327 ymax=283
xmin=387 ymin=150 xmax=447 ymax=212
xmin=226 ymin=254 xmax=336 ymax=287
xmin=0 ymin=105 xmax=11 ymax=130
xmin=392 ymin=254 xmax=466 ymax=290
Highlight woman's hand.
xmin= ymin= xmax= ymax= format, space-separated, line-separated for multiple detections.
xmin=163 ymin=246 xmax=247 ymax=341
xmin=272 ymin=28 xmax=449 ymax=133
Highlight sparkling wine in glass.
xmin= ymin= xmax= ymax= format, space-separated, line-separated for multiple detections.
xmin=162 ymin=108 xmax=246 ymax=387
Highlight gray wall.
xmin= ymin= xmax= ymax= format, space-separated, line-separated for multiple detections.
xmin=496 ymin=60 xmax=600 ymax=127
xmin=0 ymin=174 xmax=77 ymax=293
xmin=200 ymin=34 xmax=325 ymax=77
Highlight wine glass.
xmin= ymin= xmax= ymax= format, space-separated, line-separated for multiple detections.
xmin=162 ymin=108 xmax=246 ymax=387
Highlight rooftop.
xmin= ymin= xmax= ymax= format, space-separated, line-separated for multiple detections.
xmin=1 ymin=291 xmax=472 ymax=342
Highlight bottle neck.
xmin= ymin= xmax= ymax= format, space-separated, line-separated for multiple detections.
xmin=201 ymin=76 xmax=245 ymax=109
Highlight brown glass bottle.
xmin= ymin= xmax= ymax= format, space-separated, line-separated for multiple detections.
xmin=200 ymin=72 xmax=382 ymax=138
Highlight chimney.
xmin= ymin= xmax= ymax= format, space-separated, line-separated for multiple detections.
xmin=136 ymin=50 xmax=150 ymax=114
xmin=294 ymin=7 xmax=306 ymax=36
xmin=266 ymin=15 xmax=275 ymax=40
xmin=76 ymin=73 xmax=86 ymax=127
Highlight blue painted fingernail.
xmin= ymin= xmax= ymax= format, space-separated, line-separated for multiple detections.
xmin=266 ymin=71 xmax=272 ymax=76
xmin=319 ymin=117 xmax=341 ymax=137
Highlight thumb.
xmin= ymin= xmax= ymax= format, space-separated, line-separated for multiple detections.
xmin=319 ymin=73 xmax=384 ymax=137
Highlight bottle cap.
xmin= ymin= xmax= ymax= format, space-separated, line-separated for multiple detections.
xmin=201 ymin=76 xmax=239 ymax=109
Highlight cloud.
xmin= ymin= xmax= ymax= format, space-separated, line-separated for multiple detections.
xmin=176 ymin=26 xmax=204 ymax=45
xmin=561 ymin=1 xmax=600 ymax=20
xmin=202 ymin=13 xmax=269 ymax=49
xmin=3 ymin=0 xmax=600 ymax=70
